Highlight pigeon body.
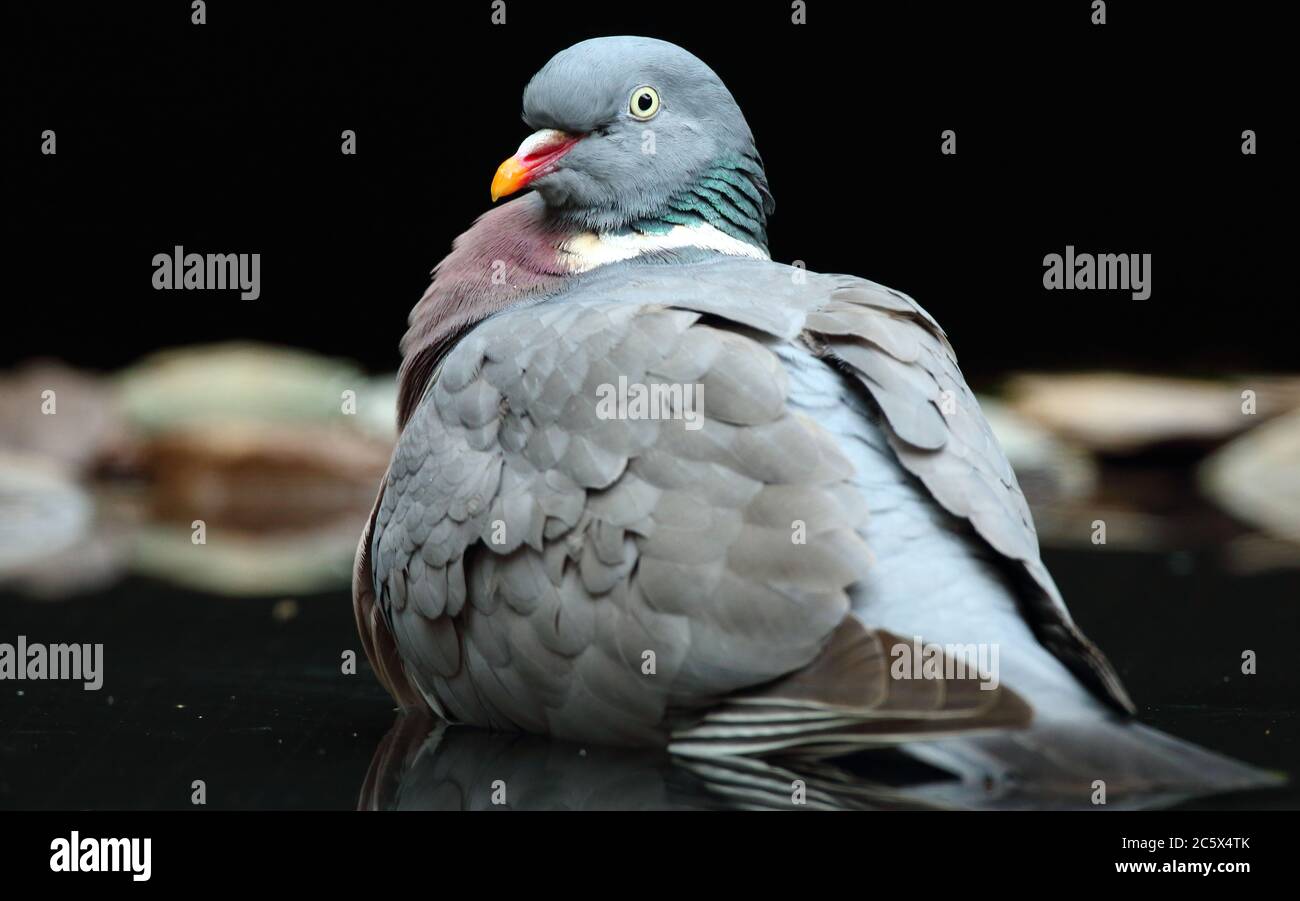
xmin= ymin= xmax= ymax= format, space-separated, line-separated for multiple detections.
xmin=354 ymin=37 xmax=1278 ymax=804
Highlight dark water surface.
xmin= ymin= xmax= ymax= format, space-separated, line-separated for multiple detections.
xmin=1 ymin=547 xmax=1295 ymax=810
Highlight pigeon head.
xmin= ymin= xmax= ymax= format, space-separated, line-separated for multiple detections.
xmin=397 ymin=39 xmax=776 ymax=426
xmin=490 ymin=36 xmax=774 ymax=248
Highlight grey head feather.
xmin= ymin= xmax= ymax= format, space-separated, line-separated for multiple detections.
xmin=521 ymin=36 xmax=774 ymax=242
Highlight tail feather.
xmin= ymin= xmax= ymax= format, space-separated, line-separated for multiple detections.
xmin=901 ymin=718 xmax=1285 ymax=810
xmin=668 ymin=619 xmax=1033 ymax=758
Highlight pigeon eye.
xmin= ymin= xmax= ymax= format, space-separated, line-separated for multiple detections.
xmin=629 ymin=86 xmax=660 ymax=120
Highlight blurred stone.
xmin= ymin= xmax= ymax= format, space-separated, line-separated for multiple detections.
xmin=1201 ymin=407 xmax=1300 ymax=545
xmin=0 ymin=361 xmax=129 ymax=473
xmin=0 ymin=457 xmax=133 ymax=598
xmin=1 ymin=344 xmax=403 ymax=597
xmin=1005 ymin=373 xmax=1299 ymax=455
xmin=116 ymin=342 xmax=397 ymax=442
xmin=1219 ymin=534 xmax=1300 ymax=575
xmin=130 ymin=514 xmax=366 ymax=597
xmin=0 ymin=453 xmax=90 ymax=572
xmin=135 ymin=421 xmax=388 ymax=530
xmin=116 ymin=343 xmax=395 ymax=533
xmin=0 ymin=453 xmax=129 ymax=597
xmin=1032 ymin=506 xmax=1186 ymax=551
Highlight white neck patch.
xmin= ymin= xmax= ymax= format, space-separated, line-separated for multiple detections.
xmin=558 ymin=223 xmax=769 ymax=274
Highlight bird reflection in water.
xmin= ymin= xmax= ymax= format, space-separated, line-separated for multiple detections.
xmin=359 ymin=713 xmax=1245 ymax=811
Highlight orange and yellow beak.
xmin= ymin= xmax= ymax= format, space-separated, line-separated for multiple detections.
xmin=491 ymin=129 xmax=582 ymax=202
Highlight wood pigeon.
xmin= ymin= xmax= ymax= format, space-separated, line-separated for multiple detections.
xmin=353 ymin=36 xmax=1277 ymax=804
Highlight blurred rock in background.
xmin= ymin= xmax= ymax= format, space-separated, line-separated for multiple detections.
xmin=0 ymin=360 xmax=130 ymax=472
xmin=1202 ymin=407 xmax=1300 ymax=573
xmin=1004 ymin=372 xmax=1300 ymax=454
xmin=1 ymin=343 xmax=397 ymax=598
xmin=990 ymin=373 xmax=1300 ymax=567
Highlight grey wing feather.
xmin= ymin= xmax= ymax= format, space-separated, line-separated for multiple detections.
xmin=630 ymin=258 xmax=1133 ymax=714
xmin=814 ymin=280 xmax=1133 ymax=712
xmin=370 ymin=297 xmax=875 ymax=745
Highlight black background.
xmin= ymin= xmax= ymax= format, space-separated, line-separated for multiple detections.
xmin=3 ymin=1 xmax=1293 ymax=382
